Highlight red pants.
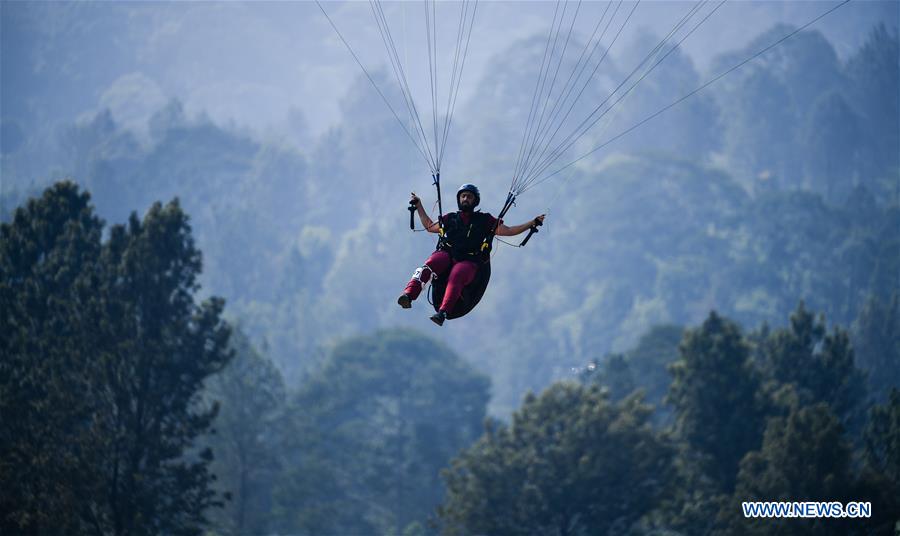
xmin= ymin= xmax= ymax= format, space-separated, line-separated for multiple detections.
xmin=404 ymin=250 xmax=479 ymax=312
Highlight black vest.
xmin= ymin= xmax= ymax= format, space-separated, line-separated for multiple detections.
xmin=440 ymin=211 xmax=492 ymax=261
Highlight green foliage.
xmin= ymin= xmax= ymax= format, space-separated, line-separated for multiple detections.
xmin=622 ymin=324 xmax=683 ymax=419
xmin=667 ymin=312 xmax=766 ymax=493
xmin=590 ymin=353 xmax=636 ymax=402
xmin=801 ymin=91 xmax=861 ymax=201
xmin=587 ymin=325 xmax=682 ymax=424
xmin=742 ymin=25 xmax=843 ymax=119
xmin=274 ymin=329 xmax=490 ymax=535
xmin=720 ymin=64 xmax=797 ymax=186
xmin=1 ymin=181 xmax=106 ymax=532
xmin=853 ymin=294 xmax=900 ymax=403
xmin=844 ymin=24 xmax=900 ymax=183
xmin=97 ymin=199 xmax=233 ymax=535
xmin=60 ymin=109 xmax=144 ymax=220
xmin=719 ymin=403 xmax=857 ymax=535
xmin=858 ymin=390 xmax=900 ymax=533
xmin=864 ymin=389 xmax=900 ymax=491
xmin=615 ymin=30 xmax=720 ymax=160
xmin=493 ymin=155 xmax=748 ymax=414
xmin=0 ymin=182 xmax=232 ymax=534
xmin=482 ymin=142 xmax=894 ymax=414
xmin=733 ymin=189 xmax=889 ymax=327
xmin=440 ymin=383 xmax=673 ymax=535
xmin=442 ymin=307 xmax=896 ymax=535
xmin=458 ymin=33 xmax=623 ymax=187
xmin=205 ymin=328 xmax=286 ymax=535
xmin=711 ymin=25 xmax=843 ymax=190
xmin=759 ymin=302 xmax=866 ymax=424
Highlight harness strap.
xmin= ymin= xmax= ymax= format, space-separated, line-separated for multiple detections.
xmin=484 ymin=191 xmax=516 ymax=252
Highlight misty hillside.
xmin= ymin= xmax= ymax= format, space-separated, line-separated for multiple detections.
xmin=4 ymin=4 xmax=896 ymax=411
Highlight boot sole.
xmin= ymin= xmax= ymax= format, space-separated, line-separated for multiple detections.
xmin=398 ymin=294 xmax=412 ymax=309
xmin=430 ymin=314 xmax=445 ymax=326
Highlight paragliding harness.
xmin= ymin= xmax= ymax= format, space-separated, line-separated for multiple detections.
xmin=407 ymin=173 xmax=542 ymax=319
xmin=439 ymin=212 xmax=492 ymax=262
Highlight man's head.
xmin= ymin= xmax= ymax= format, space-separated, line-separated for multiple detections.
xmin=457 ymin=183 xmax=480 ymax=212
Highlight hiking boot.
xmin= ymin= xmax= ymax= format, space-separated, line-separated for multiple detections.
xmin=397 ymin=293 xmax=412 ymax=309
xmin=430 ymin=310 xmax=447 ymax=326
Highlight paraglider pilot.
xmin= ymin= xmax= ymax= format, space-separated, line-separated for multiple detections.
xmin=398 ymin=183 xmax=545 ymax=326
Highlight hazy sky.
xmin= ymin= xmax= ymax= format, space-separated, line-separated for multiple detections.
xmin=2 ymin=1 xmax=897 ymax=141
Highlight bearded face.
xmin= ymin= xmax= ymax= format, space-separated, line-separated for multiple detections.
xmin=458 ymin=191 xmax=476 ymax=212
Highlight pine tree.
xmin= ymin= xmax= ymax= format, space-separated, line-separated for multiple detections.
xmin=626 ymin=324 xmax=683 ymax=423
xmin=760 ymin=303 xmax=865 ymax=425
xmin=90 ymin=199 xmax=233 ymax=535
xmin=667 ymin=312 xmax=766 ymax=493
xmin=1 ymin=181 xmax=106 ymax=532
xmin=856 ymin=389 xmax=900 ymax=533
xmin=589 ymin=353 xmax=636 ymax=402
xmin=1 ymin=182 xmax=233 ymax=534
xmin=853 ymin=294 xmax=900 ymax=403
xmin=719 ymin=403 xmax=857 ymax=536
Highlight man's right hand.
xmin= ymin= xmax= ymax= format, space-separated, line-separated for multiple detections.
xmin=410 ymin=192 xmax=421 ymax=207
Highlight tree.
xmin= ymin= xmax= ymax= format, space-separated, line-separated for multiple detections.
xmin=458 ymin=33 xmax=623 ymax=190
xmin=667 ymin=312 xmax=766 ymax=493
xmin=740 ymin=25 xmax=843 ymax=120
xmin=60 ymin=109 xmax=143 ymax=223
xmin=801 ymin=91 xmax=861 ymax=201
xmin=864 ymin=389 xmax=900 ymax=494
xmin=274 ymin=329 xmax=490 ymax=535
xmin=712 ymin=25 xmax=845 ymax=190
xmin=586 ymin=325 xmax=683 ymax=425
xmin=0 ymin=182 xmax=233 ymax=534
xmin=205 ymin=328 xmax=286 ymax=535
xmin=91 ymin=198 xmax=233 ymax=535
xmin=853 ymin=294 xmax=900 ymax=403
xmin=856 ymin=389 xmax=900 ymax=534
xmin=615 ymin=30 xmax=720 ymax=160
xmin=625 ymin=324 xmax=683 ymax=423
xmin=589 ymin=353 xmax=636 ymax=403
xmin=844 ymin=24 xmax=899 ymax=184
xmin=760 ymin=302 xmax=866 ymax=425
xmin=719 ymin=403 xmax=858 ymax=536
xmin=1 ymin=181 xmax=106 ymax=532
xmin=719 ymin=64 xmax=797 ymax=188
xmin=440 ymin=383 xmax=673 ymax=536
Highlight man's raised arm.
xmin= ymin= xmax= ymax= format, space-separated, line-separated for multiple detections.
xmin=411 ymin=192 xmax=441 ymax=233
xmin=496 ymin=214 xmax=546 ymax=236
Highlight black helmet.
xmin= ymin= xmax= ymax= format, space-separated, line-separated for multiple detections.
xmin=457 ymin=183 xmax=480 ymax=210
